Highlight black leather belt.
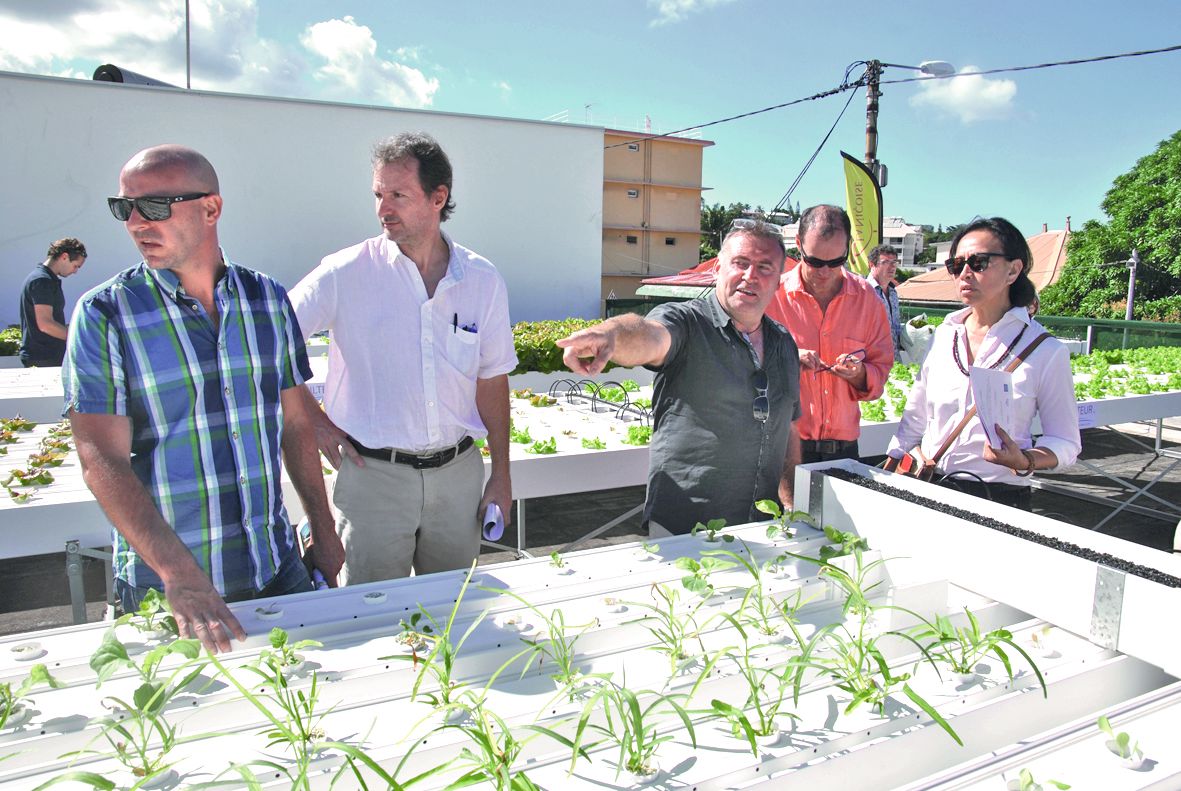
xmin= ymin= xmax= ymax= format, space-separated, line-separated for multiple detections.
xmin=800 ymin=438 xmax=858 ymax=455
xmin=348 ymin=436 xmax=474 ymax=469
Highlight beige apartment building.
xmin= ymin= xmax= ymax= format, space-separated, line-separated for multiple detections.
xmin=601 ymin=129 xmax=714 ymax=302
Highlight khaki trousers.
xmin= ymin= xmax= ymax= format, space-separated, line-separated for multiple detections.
xmin=332 ymin=444 xmax=484 ymax=585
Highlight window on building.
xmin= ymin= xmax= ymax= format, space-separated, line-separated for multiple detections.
xmin=626 ymin=189 xmax=639 ymax=198
xmin=627 ymin=143 xmax=640 ymax=152
xmin=626 ymin=235 xmax=638 ymax=244
xmin=665 ymin=237 xmax=676 ymax=246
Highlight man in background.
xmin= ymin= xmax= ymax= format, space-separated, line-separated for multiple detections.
xmin=19 ymin=238 xmax=86 ymax=367
xmin=866 ymin=244 xmax=904 ymax=360
xmin=766 ymin=205 xmax=893 ymax=480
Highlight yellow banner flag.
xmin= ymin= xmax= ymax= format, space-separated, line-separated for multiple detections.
xmin=841 ymin=151 xmax=883 ymax=276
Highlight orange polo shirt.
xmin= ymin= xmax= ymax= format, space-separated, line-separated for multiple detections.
xmin=765 ymin=267 xmax=893 ymax=442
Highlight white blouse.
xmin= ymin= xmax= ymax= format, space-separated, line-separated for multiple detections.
xmin=887 ymin=306 xmax=1081 ymax=485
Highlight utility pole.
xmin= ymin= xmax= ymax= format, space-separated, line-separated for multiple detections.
xmin=1125 ymin=249 xmax=1140 ymax=321
xmin=864 ymin=60 xmax=883 ymax=187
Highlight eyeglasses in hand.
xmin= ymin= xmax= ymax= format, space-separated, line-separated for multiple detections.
xmin=816 ymin=348 xmax=865 ymax=373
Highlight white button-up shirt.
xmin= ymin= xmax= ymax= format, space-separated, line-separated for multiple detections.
xmin=291 ymin=233 xmax=517 ymax=453
xmin=888 ymin=306 xmax=1081 ymax=484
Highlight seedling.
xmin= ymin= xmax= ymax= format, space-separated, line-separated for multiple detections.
xmin=755 ymin=499 xmax=816 ymax=541
xmin=509 ymin=425 xmax=533 ymax=444
xmin=548 ymin=551 xmax=566 ymax=569
xmin=525 ymin=436 xmax=557 ymax=454
xmin=528 ymin=394 xmax=556 ymax=407
xmin=1010 ymin=768 xmax=1070 ymax=790
xmin=817 ymin=525 xmax=869 ymax=561
xmin=256 ymin=627 xmax=322 ymax=673
xmin=485 ymin=585 xmax=606 ymax=701
xmin=621 ymin=425 xmax=652 ymax=445
xmin=4 ymin=467 xmax=54 ymax=487
xmin=1 ymin=664 xmax=62 ymax=731
xmin=911 ymin=608 xmax=1047 ymax=696
xmin=792 ymin=617 xmax=961 ymax=746
xmin=632 ymin=583 xmax=714 ymax=674
xmin=114 ymin=588 xmax=178 ymax=639
xmin=580 ymin=436 xmax=606 ymax=450
xmin=691 ymin=517 xmax=731 ymax=543
xmin=510 ymin=388 xmax=535 ymax=399
xmin=674 ymin=555 xmax=736 ymax=598
xmin=1098 ymin=715 xmax=1144 ymax=764
xmin=68 ymin=631 xmax=205 ymax=784
xmin=397 ymin=611 xmax=435 ymax=654
xmin=27 ymin=451 xmax=66 ymax=468
xmin=571 ymin=681 xmax=696 ymax=779
xmin=0 ymin=416 xmax=35 ymax=432
xmin=396 ymin=695 xmax=585 ymax=791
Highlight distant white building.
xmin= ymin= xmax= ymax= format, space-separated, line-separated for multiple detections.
xmin=881 ymin=216 xmax=925 ymax=268
xmin=778 ymin=215 xmax=924 ymax=268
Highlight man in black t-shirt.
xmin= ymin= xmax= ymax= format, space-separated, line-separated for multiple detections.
xmin=19 ymin=237 xmax=87 ymax=367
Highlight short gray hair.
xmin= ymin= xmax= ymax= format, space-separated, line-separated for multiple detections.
xmin=720 ymin=219 xmax=787 ymax=264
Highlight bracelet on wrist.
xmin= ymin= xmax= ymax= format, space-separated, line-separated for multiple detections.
xmin=1013 ymin=450 xmax=1036 ymax=477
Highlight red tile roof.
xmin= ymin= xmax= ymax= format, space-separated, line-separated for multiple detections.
xmin=896 ymin=229 xmax=1070 ymax=304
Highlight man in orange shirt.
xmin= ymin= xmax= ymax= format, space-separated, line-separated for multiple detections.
xmin=766 ymin=204 xmax=893 ymax=483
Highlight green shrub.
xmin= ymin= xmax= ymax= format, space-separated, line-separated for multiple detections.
xmin=0 ymin=326 xmax=19 ymax=356
xmin=511 ymin=319 xmax=620 ymax=375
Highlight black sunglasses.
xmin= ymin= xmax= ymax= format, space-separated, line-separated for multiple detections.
xmin=799 ymin=244 xmax=849 ymax=269
xmin=945 ymin=251 xmax=1008 ymax=276
xmin=752 ymin=368 xmax=769 ymax=423
xmin=107 ymin=193 xmax=211 ymax=222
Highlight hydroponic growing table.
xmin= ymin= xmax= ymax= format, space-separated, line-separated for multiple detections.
xmin=1 ymin=460 xmax=1179 ymax=789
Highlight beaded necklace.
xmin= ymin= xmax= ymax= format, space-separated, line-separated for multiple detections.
xmin=952 ymin=323 xmax=1027 ymax=377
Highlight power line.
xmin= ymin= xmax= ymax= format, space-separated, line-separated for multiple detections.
xmin=881 ymin=43 xmax=1181 ymax=86
xmin=603 ymin=44 xmax=1181 ymax=151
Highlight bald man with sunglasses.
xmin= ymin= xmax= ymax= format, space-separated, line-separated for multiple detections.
xmin=63 ymin=145 xmax=343 ymax=654
xmin=766 ymin=205 xmax=894 ymax=482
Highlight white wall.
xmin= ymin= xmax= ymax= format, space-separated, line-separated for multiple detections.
xmin=0 ymin=72 xmax=604 ymax=326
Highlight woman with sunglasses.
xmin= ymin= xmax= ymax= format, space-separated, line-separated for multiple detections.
xmin=885 ymin=217 xmax=1080 ymax=510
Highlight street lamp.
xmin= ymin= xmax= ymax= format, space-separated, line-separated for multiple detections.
xmin=864 ymin=59 xmax=955 ymax=187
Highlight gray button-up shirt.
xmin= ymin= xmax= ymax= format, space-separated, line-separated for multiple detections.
xmin=644 ymin=292 xmax=800 ymax=534
xmin=866 ymin=273 xmax=902 ymax=359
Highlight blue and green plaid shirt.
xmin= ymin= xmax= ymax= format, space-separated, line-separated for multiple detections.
xmin=63 ymin=254 xmax=312 ymax=596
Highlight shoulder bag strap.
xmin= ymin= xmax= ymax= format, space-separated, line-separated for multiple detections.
xmin=927 ymin=331 xmax=1052 ymax=466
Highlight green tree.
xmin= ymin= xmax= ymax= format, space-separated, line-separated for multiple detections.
xmin=1040 ymin=130 xmax=1181 ymax=320
xmin=700 ymin=201 xmax=751 ymax=261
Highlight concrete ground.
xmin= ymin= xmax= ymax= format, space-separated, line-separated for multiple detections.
xmin=2 ymin=419 xmax=1177 ymax=638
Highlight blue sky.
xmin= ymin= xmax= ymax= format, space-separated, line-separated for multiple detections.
xmin=2 ymin=0 xmax=1180 ymax=237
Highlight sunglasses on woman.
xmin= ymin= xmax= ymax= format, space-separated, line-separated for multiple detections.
xmin=945 ymin=251 xmax=1008 ymax=276
xmin=107 ymin=193 xmax=211 ymax=222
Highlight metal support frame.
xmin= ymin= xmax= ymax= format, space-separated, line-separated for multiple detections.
xmin=1034 ymin=419 xmax=1181 ymax=530
xmin=64 ymin=540 xmax=115 ymax=625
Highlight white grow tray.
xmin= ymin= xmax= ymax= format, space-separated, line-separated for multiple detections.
xmin=2 ymin=462 xmax=1180 ymax=789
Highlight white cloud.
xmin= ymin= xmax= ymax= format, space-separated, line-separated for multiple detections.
xmin=300 ymin=16 xmax=438 ymax=108
xmin=648 ymin=0 xmax=737 ymax=27
xmin=0 ymin=1 xmax=439 ymax=108
xmin=908 ymin=66 xmax=1017 ymax=124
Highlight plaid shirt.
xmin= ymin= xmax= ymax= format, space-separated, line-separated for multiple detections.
xmin=63 ymin=255 xmax=312 ymax=595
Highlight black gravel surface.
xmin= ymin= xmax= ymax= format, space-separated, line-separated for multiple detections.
xmin=824 ymin=468 xmax=1181 ymax=588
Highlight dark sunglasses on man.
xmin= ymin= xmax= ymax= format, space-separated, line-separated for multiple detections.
xmin=798 ymin=244 xmax=849 ymax=269
xmin=107 ymin=193 xmax=211 ymax=222
xmin=945 ymin=251 xmax=1009 ymax=277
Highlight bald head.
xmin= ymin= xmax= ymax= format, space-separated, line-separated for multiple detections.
xmin=121 ymin=145 xmax=220 ymax=194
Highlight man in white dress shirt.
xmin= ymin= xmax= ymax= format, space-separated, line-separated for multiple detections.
xmin=290 ymin=132 xmax=516 ymax=584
